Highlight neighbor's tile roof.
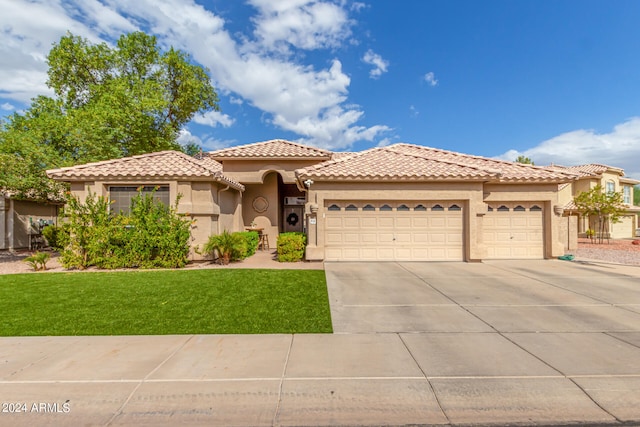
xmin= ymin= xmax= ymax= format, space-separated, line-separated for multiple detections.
xmin=547 ymin=163 xmax=625 ymax=177
xmin=297 ymin=143 xmax=579 ymax=182
xmin=46 ymin=151 xmax=244 ymax=190
xmin=208 ymin=139 xmax=332 ymax=159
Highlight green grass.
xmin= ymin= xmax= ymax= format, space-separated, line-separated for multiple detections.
xmin=0 ymin=269 xmax=332 ymax=336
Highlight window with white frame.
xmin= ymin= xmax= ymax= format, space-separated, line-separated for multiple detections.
xmin=606 ymin=180 xmax=615 ymax=194
xmin=623 ymin=186 xmax=631 ymax=204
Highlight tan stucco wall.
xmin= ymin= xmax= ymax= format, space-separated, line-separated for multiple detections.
xmin=242 ymin=173 xmax=279 ymax=240
xmin=218 ymin=159 xmax=325 ymax=184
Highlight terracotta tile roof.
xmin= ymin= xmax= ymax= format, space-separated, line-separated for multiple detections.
xmin=547 ymin=163 xmax=625 ymax=177
xmin=297 ymin=143 xmax=579 ymax=182
xmin=330 ymin=151 xmax=356 ymax=160
xmin=208 ymin=139 xmax=332 ymax=159
xmin=46 ymin=151 xmax=244 ymax=190
xmin=296 ymin=145 xmax=499 ymax=181
xmin=390 ymin=144 xmax=579 ymax=182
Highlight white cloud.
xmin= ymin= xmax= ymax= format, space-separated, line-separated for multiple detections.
xmin=177 ymin=128 xmax=235 ymax=152
xmin=0 ymin=0 xmax=391 ymax=150
xmin=362 ymin=49 xmax=389 ymax=79
xmin=409 ymin=105 xmax=419 ymax=118
xmin=248 ymin=0 xmax=352 ymax=54
xmin=424 ymin=71 xmax=438 ymax=86
xmin=193 ymin=110 xmax=235 ymax=127
xmin=497 ymin=117 xmax=640 ymax=180
xmin=1 ymin=102 xmax=14 ymax=111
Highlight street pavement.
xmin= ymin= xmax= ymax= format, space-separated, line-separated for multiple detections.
xmin=1 ymin=259 xmax=640 ymax=426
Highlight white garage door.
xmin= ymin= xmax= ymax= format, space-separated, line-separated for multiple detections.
xmin=324 ymin=201 xmax=464 ymax=261
xmin=484 ymin=202 xmax=544 ymax=259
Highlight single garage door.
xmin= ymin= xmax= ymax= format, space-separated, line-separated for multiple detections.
xmin=484 ymin=202 xmax=544 ymax=259
xmin=324 ymin=201 xmax=464 ymax=261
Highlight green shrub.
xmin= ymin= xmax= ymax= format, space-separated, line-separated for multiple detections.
xmin=24 ymin=252 xmax=51 ymax=271
xmin=277 ymin=232 xmax=306 ymax=262
xmin=203 ymin=230 xmax=247 ymax=264
xmin=237 ymin=231 xmax=259 ymax=257
xmin=60 ymin=189 xmax=192 ymax=270
xmin=42 ymin=224 xmax=68 ymax=251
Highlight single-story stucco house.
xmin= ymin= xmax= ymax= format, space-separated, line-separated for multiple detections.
xmin=46 ymin=139 xmax=639 ymax=262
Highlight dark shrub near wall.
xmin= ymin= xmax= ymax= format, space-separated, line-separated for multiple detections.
xmin=277 ymin=232 xmax=306 ymax=262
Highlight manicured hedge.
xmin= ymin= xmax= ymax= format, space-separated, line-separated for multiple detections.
xmin=277 ymin=232 xmax=306 ymax=262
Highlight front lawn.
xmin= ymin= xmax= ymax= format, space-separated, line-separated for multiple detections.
xmin=0 ymin=269 xmax=332 ymax=336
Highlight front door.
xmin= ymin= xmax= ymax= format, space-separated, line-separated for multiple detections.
xmin=283 ymin=206 xmax=304 ymax=233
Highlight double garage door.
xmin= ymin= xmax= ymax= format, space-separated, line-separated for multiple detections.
xmin=324 ymin=201 xmax=464 ymax=261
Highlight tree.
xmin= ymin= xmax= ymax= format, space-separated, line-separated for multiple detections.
xmin=0 ymin=32 xmax=219 ymax=201
xmin=574 ymin=184 xmax=626 ymax=244
xmin=515 ymin=155 xmax=534 ymax=165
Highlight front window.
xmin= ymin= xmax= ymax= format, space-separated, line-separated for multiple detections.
xmin=109 ymin=186 xmax=170 ymax=214
xmin=623 ymin=186 xmax=631 ymax=204
xmin=606 ymin=181 xmax=615 ymax=194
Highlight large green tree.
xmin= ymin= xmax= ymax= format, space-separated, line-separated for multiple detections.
xmin=0 ymin=32 xmax=218 ymax=201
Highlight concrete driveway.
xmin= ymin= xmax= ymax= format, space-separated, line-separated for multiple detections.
xmin=324 ymin=259 xmax=640 ymax=425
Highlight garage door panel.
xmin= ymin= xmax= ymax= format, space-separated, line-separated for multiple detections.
xmin=378 ymin=233 xmax=394 ymax=243
xmin=343 ymin=233 xmax=359 ymax=243
xmin=360 ymin=233 xmax=377 ymax=243
xmin=377 ymin=217 xmax=394 ymax=228
xmin=344 ymin=217 xmax=360 ymax=228
xmin=360 ymin=217 xmax=377 ymax=228
xmin=326 ymin=233 xmax=343 ymax=244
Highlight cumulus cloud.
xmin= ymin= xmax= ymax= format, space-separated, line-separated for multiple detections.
xmin=193 ymin=111 xmax=235 ymax=128
xmin=0 ymin=0 xmax=389 ymax=150
xmin=424 ymin=71 xmax=438 ymax=86
xmin=177 ymin=128 xmax=235 ymax=152
xmin=1 ymin=102 xmax=14 ymax=111
xmin=497 ymin=117 xmax=640 ymax=180
xmin=248 ymin=0 xmax=353 ymax=54
xmin=362 ymin=49 xmax=389 ymax=79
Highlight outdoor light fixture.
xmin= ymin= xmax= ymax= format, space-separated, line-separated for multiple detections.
xmin=304 ymin=179 xmax=314 ymax=188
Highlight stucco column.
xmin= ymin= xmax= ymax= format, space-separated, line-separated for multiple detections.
xmin=304 ymin=201 xmax=323 ymax=261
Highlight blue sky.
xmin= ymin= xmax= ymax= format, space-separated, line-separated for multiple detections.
xmin=1 ymin=0 xmax=640 ymax=178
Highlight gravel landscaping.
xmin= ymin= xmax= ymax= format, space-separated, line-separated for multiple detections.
xmin=570 ymin=238 xmax=640 ymax=266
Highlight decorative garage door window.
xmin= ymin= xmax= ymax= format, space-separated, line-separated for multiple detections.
xmin=324 ymin=202 xmax=464 ymax=211
xmin=487 ymin=204 xmax=542 ymax=212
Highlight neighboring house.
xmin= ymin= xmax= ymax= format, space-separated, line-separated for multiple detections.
xmin=554 ymin=164 xmax=640 ymax=239
xmin=1 ymin=191 xmax=61 ymax=250
xmin=47 ymin=139 xmax=584 ymax=262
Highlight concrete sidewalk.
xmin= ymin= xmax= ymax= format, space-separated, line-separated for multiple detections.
xmin=1 ymin=259 xmax=640 ymax=426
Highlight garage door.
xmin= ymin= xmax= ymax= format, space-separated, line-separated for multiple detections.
xmin=324 ymin=201 xmax=464 ymax=261
xmin=484 ymin=202 xmax=544 ymax=259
